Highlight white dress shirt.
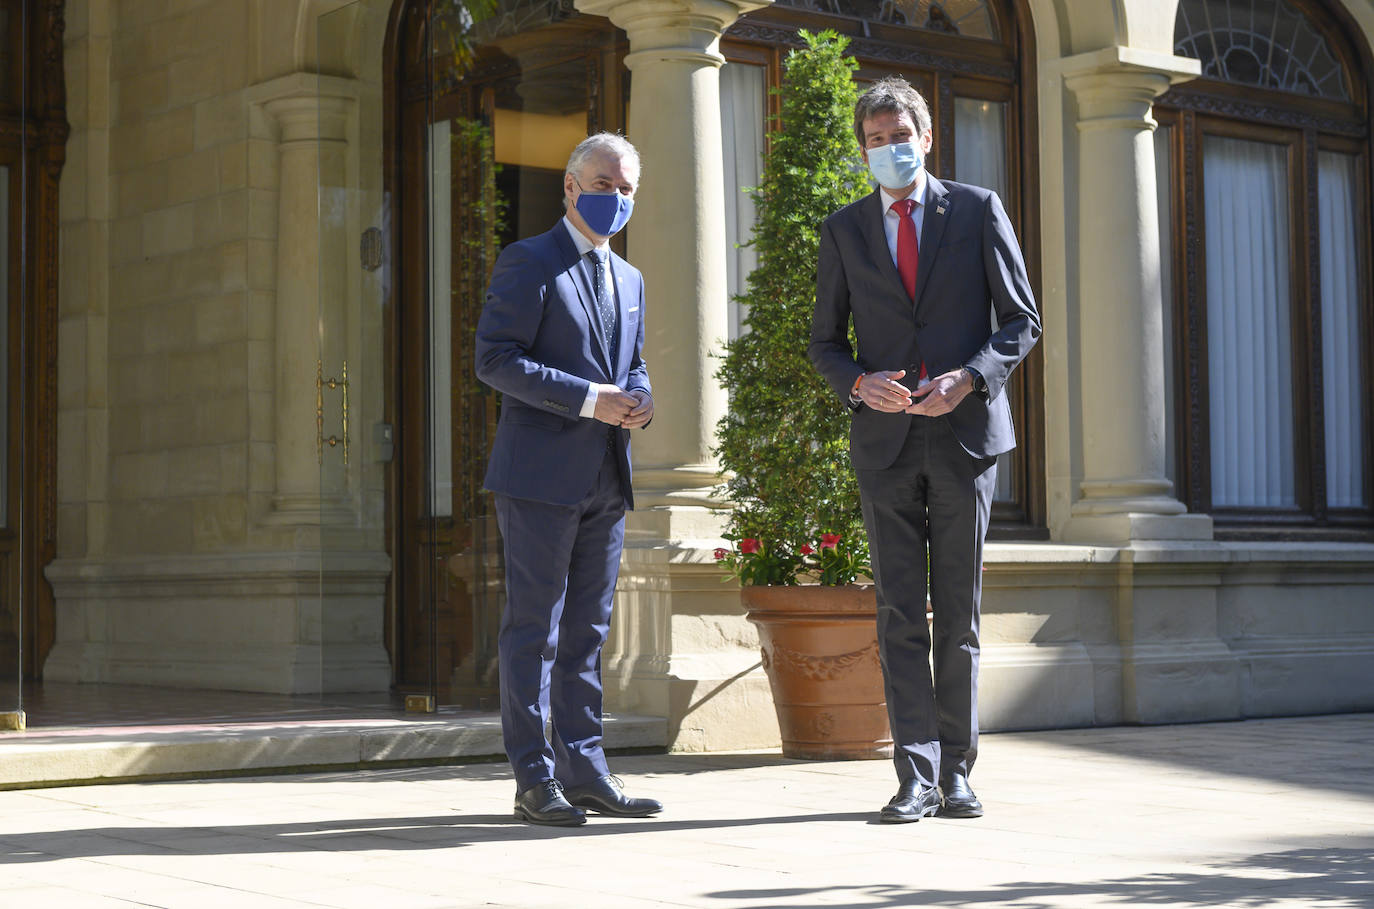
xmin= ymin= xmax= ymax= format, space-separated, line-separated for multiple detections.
xmin=879 ymin=168 xmax=929 ymax=269
xmin=852 ymin=171 xmax=932 ymax=404
xmin=563 ymin=216 xmax=613 ymax=418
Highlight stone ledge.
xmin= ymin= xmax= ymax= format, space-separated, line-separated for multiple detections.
xmin=0 ymin=713 xmax=668 ymax=790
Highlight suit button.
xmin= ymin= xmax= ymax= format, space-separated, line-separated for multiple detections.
xmin=915 ymin=320 xmax=927 ymax=330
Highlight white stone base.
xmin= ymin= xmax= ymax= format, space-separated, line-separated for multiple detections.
xmin=44 ymin=552 xmax=392 ymax=694
xmin=980 ymin=541 xmax=1374 ymax=730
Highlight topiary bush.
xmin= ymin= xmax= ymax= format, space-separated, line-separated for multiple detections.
xmin=713 ymin=29 xmax=871 ymax=586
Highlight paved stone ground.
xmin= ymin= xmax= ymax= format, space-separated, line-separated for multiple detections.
xmin=0 ymin=714 xmax=1370 ymax=908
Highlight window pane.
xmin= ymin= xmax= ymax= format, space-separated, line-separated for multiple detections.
xmin=955 ymin=98 xmax=1006 ymax=198
xmin=720 ymin=61 xmax=765 ymax=341
xmin=0 ymin=165 xmax=6 ymax=526
xmin=1203 ymin=135 xmax=1295 ymax=508
xmin=430 ymin=120 xmax=454 ymax=518
xmin=1317 ymin=151 xmax=1367 ymax=508
xmin=955 ymin=98 xmax=1014 ymax=502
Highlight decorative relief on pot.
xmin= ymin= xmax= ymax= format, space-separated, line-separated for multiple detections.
xmin=813 ymin=711 xmax=836 ymax=738
xmin=766 ymin=640 xmax=880 ymax=681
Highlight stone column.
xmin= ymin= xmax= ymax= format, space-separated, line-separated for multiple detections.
xmin=574 ymin=0 xmax=782 ymax=752
xmin=1060 ymin=47 xmax=1212 ymax=544
xmin=253 ymin=73 xmax=356 ymax=524
xmin=577 ymin=0 xmax=767 ymax=509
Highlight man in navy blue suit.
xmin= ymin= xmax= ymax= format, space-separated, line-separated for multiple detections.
xmin=475 ymin=133 xmax=661 ymax=827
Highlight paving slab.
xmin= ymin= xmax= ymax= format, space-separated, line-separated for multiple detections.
xmin=0 ymin=714 xmax=1370 ymax=908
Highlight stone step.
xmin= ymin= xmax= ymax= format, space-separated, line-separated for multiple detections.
xmin=0 ymin=713 xmax=668 ymax=790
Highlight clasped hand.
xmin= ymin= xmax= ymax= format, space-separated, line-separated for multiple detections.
xmin=594 ymin=384 xmax=653 ymax=428
xmin=855 ymin=368 xmax=972 ymax=416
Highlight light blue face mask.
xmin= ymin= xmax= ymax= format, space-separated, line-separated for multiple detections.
xmin=866 ymin=140 xmax=923 ymax=190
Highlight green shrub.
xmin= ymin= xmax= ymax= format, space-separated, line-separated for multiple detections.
xmin=713 ymin=30 xmax=871 ymax=586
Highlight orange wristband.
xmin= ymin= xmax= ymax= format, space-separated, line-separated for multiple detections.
xmin=851 ymin=372 xmax=867 ymax=397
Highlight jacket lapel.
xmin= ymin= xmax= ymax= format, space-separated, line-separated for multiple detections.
xmin=913 ymin=175 xmax=950 ymax=308
xmin=609 ymin=253 xmax=635 ymax=380
xmin=858 ymin=190 xmax=909 ymax=303
xmin=552 ymin=222 xmax=613 ymax=374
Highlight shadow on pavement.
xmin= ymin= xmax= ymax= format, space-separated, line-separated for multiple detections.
xmin=0 ymin=810 xmax=876 ymax=862
xmin=705 ymin=843 xmax=1374 ymax=907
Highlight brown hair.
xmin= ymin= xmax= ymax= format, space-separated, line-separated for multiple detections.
xmin=853 ymin=77 xmax=931 ymax=149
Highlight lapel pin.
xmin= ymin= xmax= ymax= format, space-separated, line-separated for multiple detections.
xmin=936 ymin=204 xmax=946 ymax=215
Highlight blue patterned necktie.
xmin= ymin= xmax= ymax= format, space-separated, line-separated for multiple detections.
xmin=587 ymin=249 xmax=619 ymax=369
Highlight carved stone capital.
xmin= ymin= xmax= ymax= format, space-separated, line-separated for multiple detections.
xmin=576 ymin=0 xmax=771 ymax=66
xmin=1062 ymin=46 xmax=1201 ymax=132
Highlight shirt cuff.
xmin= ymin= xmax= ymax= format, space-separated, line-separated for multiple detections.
xmin=579 ymin=383 xmax=598 ymax=418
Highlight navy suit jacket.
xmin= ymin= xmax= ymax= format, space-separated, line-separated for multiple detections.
xmin=476 ymin=222 xmax=650 ymax=508
xmin=809 ymin=177 xmax=1041 ymax=467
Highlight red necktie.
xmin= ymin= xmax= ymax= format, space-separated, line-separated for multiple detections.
xmin=894 ymin=198 xmax=927 ymax=381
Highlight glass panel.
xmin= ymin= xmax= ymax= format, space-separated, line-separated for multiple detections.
xmin=1156 ymin=125 xmax=1177 ymax=492
xmin=0 ymin=164 xmax=7 ymax=525
xmin=1317 ymin=151 xmax=1366 ymax=508
xmin=430 ymin=120 xmax=455 ymax=519
xmin=720 ymin=61 xmax=765 ymax=341
xmin=317 ymin=0 xmax=397 ymax=703
xmin=954 ymin=97 xmax=1014 ymax=503
xmin=775 ymin=0 xmax=997 ymax=40
xmin=1203 ymin=135 xmax=1295 ymax=508
xmin=1174 ymin=0 xmax=1349 ymax=100
xmin=422 ymin=7 xmax=610 ymax=707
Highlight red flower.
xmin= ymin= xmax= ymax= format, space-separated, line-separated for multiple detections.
xmin=820 ymin=533 xmax=841 ymax=550
xmin=713 ymin=548 xmax=728 ymax=560
xmin=740 ymin=538 xmax=761 ymax=554
xmin=800 ymin=543 xmax=815 ymax=555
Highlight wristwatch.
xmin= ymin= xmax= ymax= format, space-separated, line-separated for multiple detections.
xmin=965 ymin=366 xmax=988 ymax=400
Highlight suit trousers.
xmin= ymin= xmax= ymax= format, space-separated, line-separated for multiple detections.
xmin=856 ymin=415 xmax=997 ymax=790
xmin=494 ymin=447 xmax=626 ymax=793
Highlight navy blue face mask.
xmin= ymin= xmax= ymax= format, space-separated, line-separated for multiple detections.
xmin=573 ymin=178 xmax=634 ymax=237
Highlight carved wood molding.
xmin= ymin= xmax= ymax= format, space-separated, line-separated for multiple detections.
xmin=1158 ymin=87 xmax=1365 ymax=138
xmin=724 ymin=21 xmax=1015 ymax=81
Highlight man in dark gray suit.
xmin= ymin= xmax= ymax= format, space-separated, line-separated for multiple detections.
xmin=809 ymin=78 xmax=1040 ymax=823
xmin=476 ymin=133 xmax=661 ymax=827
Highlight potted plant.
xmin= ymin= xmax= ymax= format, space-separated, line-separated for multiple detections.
xmin=712 ymin=30 xmax=889 ymax=761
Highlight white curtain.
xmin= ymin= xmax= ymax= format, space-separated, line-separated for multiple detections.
xmin=719 ymin=62 xmax=765 ymax=341
xmin=1318 ymin=151 xmax=1366 ymax=508
xmin=954 ymin=98 xmax=1014 ymax=502
xmin=1203 ymin=135 xmax=1295 ymax=508
xmin=429 ymin=120 xmax=453 ymax=517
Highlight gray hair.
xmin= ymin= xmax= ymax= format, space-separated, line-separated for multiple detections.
xmin=853 ymin=77 xmax=931 ymax=149
xmin=566 ymin=132 xmax=641 ymax=181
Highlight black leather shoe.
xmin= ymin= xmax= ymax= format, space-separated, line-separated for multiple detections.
xmin=879 ymin=780 xmax=942 ymax=823
xmin=514 ymin=780 xmax=586 ymax=827
xmin=563 ymin=774 xmax=663 ymax=817
xmin=939 ymin=772 xmax=984 ymax=818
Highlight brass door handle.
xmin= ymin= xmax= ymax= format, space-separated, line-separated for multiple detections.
xmin=317 ymin=360 xmax=350 ymax=464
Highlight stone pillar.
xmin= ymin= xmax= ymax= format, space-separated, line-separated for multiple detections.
xmin=1060 ymin=47 xmax=1211 ymax=544
xmin=252 ymin=73 xmax=356 ymax=524
xmin=577 ymin=0 xmax=767 ymax=509
xmin=574 ymin=0 xmax=781 ymax=752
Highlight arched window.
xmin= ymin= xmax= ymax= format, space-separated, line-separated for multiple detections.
xmin=720 ymin=0 xmax=1044 ymax=535
xmin=1157 ymin=0 xmax=1371 ymax=533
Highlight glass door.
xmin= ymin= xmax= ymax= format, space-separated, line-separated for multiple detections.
xmin=392 ymin=1 xmax=624 ymax=709
xmin=316 ymin=0 xmax=404 ymax=706
xmin=1 ymin=0 xmax=26 ymax=731
xmin=314 ymin=0 xmax=624 ymax=712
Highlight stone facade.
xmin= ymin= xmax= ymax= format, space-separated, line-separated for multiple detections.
xmin=41 ymin=0 xmax=1374 ymax=742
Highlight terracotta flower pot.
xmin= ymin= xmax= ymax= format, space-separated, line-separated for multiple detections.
xmin=741 ymin=584 xmax=893 ymax=761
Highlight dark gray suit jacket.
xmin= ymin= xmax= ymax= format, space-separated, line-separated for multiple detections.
xmin=475 ymin=222 xmax=650 ymax=507
xmin=809 ymin=177 xmax=1040 ymax=468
